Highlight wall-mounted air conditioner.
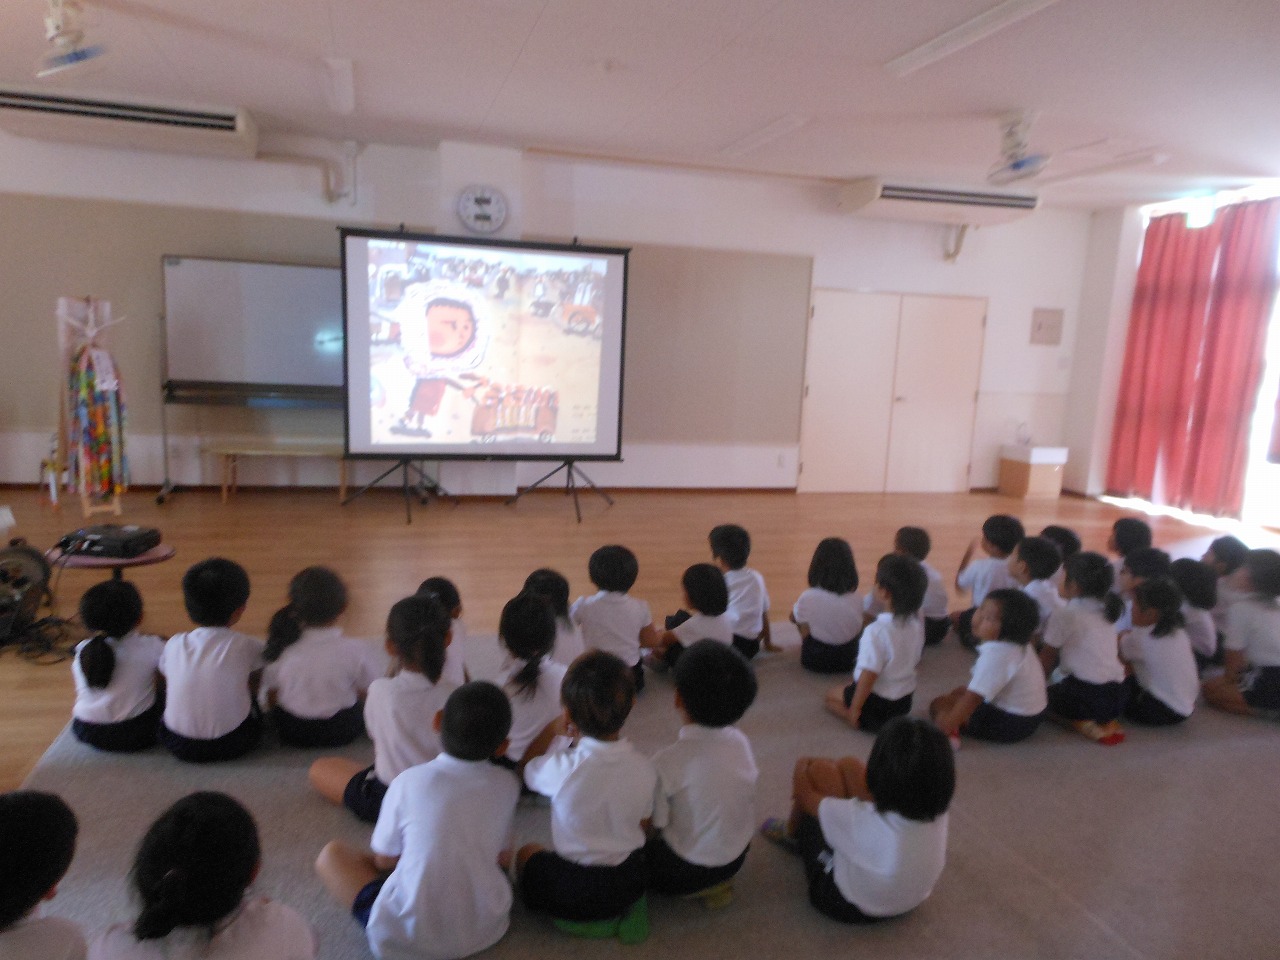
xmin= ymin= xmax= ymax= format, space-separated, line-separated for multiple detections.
xmin=837 ymin=177 xmax=1038 ymax=226
xmin=0 ymin=89 xmax=257 ymax=159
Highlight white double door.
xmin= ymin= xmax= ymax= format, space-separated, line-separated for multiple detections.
xmin=798 ymin=289 xmax=986 ymax=493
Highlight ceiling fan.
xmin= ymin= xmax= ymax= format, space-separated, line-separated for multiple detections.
xmin=987 ymin=111 xmax=1167 ymax=187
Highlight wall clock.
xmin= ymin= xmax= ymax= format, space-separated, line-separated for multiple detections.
xmin=455 ymin=184 xmax=508 ymax=234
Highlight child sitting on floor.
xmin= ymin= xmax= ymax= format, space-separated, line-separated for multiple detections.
xmin=524 ymin=568 xmax=585 ymax=666
xmin=1202 ymin=535 xmax=1250 ymax=634
xmin=793 ymin=537 xmax=863 ymax=674
xmin=417 ymin=576 xmax=469 ymax=684
xmin=930 ymin=589 xmax=1047 ymax=745
xmin=1007 ymin=536 xmax=1064 ymax=630
xmin=259 ymin=566 xmax=387 ymax=748
xmin=0 ymin=790 xmax=84 ymax=959
xmin=826 ymin=555 xmax=927 ymax=733
xmin=953 ymin=514 xmax=1023 ymax=646
xmin=648 ymin=563 xmax=733 ymax=670
xmin=1108 ymin=516 xmax=1154 ymax=572
xmin=71 ymin=580 xmax=165 ymax=753
xmin=761 ymin=716 xmax=954 ymax=924
xmin=710 ymin=523 xmax=776 ymax=658
xmin=1203 ymin=549 xmax=1280 ymax=718
xmin=570 ymin=545 xmax=657 ymax=693
xmin=514 ymin=650 xmax=657 ymax=943
xmin=1120 ymin=577 xmax=1199 ymax=726
xmin=496 ymin=591 xmax=567 ymax=767
xmin=874 ymin=527 xmax=951 ymax=647
xmin=1170 ymin=557 xmax=1220 ymax=669
xmin=92 ymin=792 xmax=314 ymax=959
xmin=1040 ymin=552 xmax=1128 ymax=745
xmin=309 ymin=594 xmax=456 ymax=823
xmin=159 ymin=558 xmax=264 ymax=763
xmin=648 ymin=640 xmax=759 ymax=907
xmin=315 ymin=683 xmax=520 ymax=960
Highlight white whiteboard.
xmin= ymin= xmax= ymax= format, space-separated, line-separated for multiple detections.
xmin=162 ymin=256 xmax=343 ymax=387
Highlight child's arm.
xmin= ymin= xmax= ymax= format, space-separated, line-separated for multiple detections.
xmin=639 ymin=620 xmax=662 ymax=649
xmin=955 ymin=537 xmax=981 ymax=589
xmin=1222 ymin=648 xmax=1246 ymax=684
xmin=827 ymin=670 xmax=877 ymax=728
xmin=934 ymin=689 xmax=983 ymax=736
xmin=761 ymin=617 xmax=779 ymax=652
xmin=1038 ymin=645 xmax=1059 ymax=676
xmin=518 ymin=714 xmax=567 ymax=771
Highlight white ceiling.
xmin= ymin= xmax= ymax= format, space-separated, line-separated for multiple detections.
xmin=3 ymin=0 xmax=1279 ymax=210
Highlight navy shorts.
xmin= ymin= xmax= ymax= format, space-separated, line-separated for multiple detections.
xmin=343 ymin=765 xmax=389 ymax=824
xmin=521 ymin=848 xmax=646 ymax=922
xmin=962 ymin=702 xmax=1044 ymax=743
xmin=1046 ymin=675 xmax=1126 ymax=723
xmin=645 ymin=834 xmax=747 ymax=896
xmin=801 ymin=635 xmax=858 ymax=674
xmin=1240 ymin=665 xmax=1280 ymax=710
xmin=843 ymin=684 xmax=912 ymax=732
xmin=793 ymin=814 xmax=886 ymax=924
xmin=353 ymin=875 xmax=387 ymax=927
xmin=1122 ymin=676 xmax=1189 ymax=725
xmin=160 ymin=711 xmax=261 ymax=763
xmin=72 ymin=697 xmax=163 ymax=753
xmin=272 ymin=702 xmax=365 ymax=748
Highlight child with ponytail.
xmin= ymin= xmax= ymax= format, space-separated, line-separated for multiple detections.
xmin=259 ymin=567 xmax=387 ymax=748
xmin=496 ymin=591 xmax=567 ymax=766
xmin=1119 ymin=577 xmax=1199 ymax=725
xmin=89 ymin=792 xmax=314 ymax=959
xmin=71 ymin=580 xmax=165 ymax=752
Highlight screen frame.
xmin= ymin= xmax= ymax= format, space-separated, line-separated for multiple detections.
xmin=339 ymin=227 xmax=628 ymax=462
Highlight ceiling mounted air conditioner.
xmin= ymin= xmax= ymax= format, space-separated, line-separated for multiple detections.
xmin=837 ymin=177 xmax=1038 ymax=226
xmin=0 ymin=88 xmax=258 ymax=159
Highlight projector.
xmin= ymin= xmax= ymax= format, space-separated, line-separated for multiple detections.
xmin=57 ymin=524 xmax=162 ymax=559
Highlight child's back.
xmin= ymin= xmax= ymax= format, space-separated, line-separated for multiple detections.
xmin=571 ymin=546 xmax=652 ymax=672
xmin=710 ymin=524 xmax=772 ymax=658
xmin=365 ymin=668 xmax=455 ymax=785
xmin=261 ymin=626 xmax=388 ymax=720
xmin=73 ymin=628 xmax=164 ymax=724
xmin=366 ymin=686 xmax=521 ymax=960
xmin=1043 ymin=596 xmax=1125 ymax=685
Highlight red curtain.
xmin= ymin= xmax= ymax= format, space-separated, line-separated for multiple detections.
xmin=1107 ymin=197 xmax=1280 ymax=517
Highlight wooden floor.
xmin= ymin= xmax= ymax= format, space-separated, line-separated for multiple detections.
xmin=0 ymin=484 xmax=1215 ymax=790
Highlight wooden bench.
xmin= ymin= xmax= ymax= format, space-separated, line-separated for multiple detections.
xmin=205 ymin=441 xmax=348 ymax=502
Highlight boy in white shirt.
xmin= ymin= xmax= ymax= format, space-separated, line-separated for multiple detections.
xmin=315 ymin=682 xmax=521 ymax=960
xmin=863 ymin=527 xmax=950 ymax=646
xmin=953 ymin=514 xmax=1023 ymax=647
xmin=0 ymin=791 xmax=85 ymax=960
xmin=710 ymin=523 xmax=775 ymax=658
xmin=648 ymin=640 xmax=758 ymax=907
xmin=1007 ymin=536 xmax=1064 ymax=630
xmin=514 ymin=651 xmax=656 ymax=944
xmin=159 ymin=557 xmax=264 ymax=763
xmin=570 ymin=545 xmax=657 ymax=692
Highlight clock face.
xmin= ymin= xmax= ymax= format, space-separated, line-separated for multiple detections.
xmin=456 ymin=185 xmax=508 ymax=234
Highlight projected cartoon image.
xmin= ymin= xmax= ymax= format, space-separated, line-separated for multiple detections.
xmin=364 ymin=240 xmax=607 ymax=446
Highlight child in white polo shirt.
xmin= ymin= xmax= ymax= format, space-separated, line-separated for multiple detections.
xmin=648 ymin=563 xmax=734 ymax=670
xmin=930 ymin=589 xmax=1047 ymax=745
xmin=259 ymin=566 xmax=388 ymax=748
xmin=496 ymin=591 xmax=567 ymax=767
xmin=1007 ymin=536 xmax=1064 ymax=630
xmin=826 ymin=555 xmax=927 ymax=733
xmin=514 ymin=650 xmax=657 ymax=943
xmin=417 ymin=576 xmax=469 ymax=686
xmin=71 ymin=580 xmax=165 ymax=753
xmin=1120 ymin=578 xmax=1198 ymax=725
xmin=1203 ymin=548 xmax=1280 ymax=717
xmin=159 ymin=558 xmax=264 ymax=763
xmin=570 ymin=545 xmax=657 ymax=692
xmin=524 ymin=568 xmax=585 ymax=666
xmin=315 ymin=683 xmax=520 ymax=960
xmin=865 ymin=527 xmax=951 ymax=647
xmin=710 ymin=523 xmax=775 ymax=659
xmin=309 ymin=594 xmax=457 ymax=823
xmin=647 ymin=640 xmax=758 ymax=907
xmin=0 ymin=791 xmax=85 ymax=960
xmin=953 ymin=514 xmax=1023 ymax=647
xmin=793 ymin=537 xmax=862 ymax=674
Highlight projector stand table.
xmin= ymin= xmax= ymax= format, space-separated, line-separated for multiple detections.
xmin=341 ymin=459 xmax=458 ymax=525
xmin=45 ymin=544 xmax=177 ymax=582
xmin=506 ymin=460 xmax=613 ymax=523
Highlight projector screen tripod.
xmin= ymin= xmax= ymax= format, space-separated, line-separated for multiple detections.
xmin=342 ymin=459 xmax=458 ymax=524
xmin=506 ymin=460 xmax=613 ymax=523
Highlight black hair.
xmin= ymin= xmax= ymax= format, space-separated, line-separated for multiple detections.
xmin=875 ymin=554 xmax=927 ymax=619
xmin=560 ymin=650 xmax=634 ymax=738
xmin=865 ymin=717 xmax=955 ymax=823
xmin=500 ymin=591 xmax=556 ymax=700
xmin=1122 ymin=547 xmax=1172 ymax=581
xmin=77 ymin=580 xmax=144 ymax=689
xmin=674 ymin=640 xmax=757 ymax=728
xmin=1016 ymin=536 xmax=1062 ymax=582
xmin=1039 ymin=525 xmax=1082 ymax=561
xmin=385 ymin=594 xmax=449 ymax=683
xmin=524 ymin=568 xmax=571 ymax=620
xmin=423 ymin=296 xmax=479 ymax=357
xmin=1169 ymin=558 xmax=1217 ymax=610
xmin=441 ymin=682 xmax=512 ymax=761
xmin=894 ymin=526 xmax=931 ymax=562
xmin=1242 ymin=548 xmax=1280 ymax=599
xmin=682 ymin=563 xmax=729 ymax=616
xmin=1133 ymin=578 xmax=1186 ymax=638
xmin=181 ymin=558 xmax=250 ymax=627
xmin=0 ymin=791 xmax=77 ymax=931
xmin=1112 ymin=517 xmax=1154 ymax=556
xmin=982 ymin=589 xmax=1041 ymax=646
xmin=1206 ymin=535 xmax=1249 ymax=574
xmin=131 ymin=792 xmax=260 ymax=941
xmin=264 ymin=566 xmax=348 ymax=663
xmin=807 ymin=538 xmax=859 ymax=594
xmin=1064 ymin=552 xmax=1124 ymax=623
xmin=981 ymin=515 xmax=1025 ymax=556
xmin=417 ymin=576 xmax=462 ymax=616
xmin=708 ymin=524 xmax=751 ymax=570
xmin=587 ymin=545 xmax=639 ymax=593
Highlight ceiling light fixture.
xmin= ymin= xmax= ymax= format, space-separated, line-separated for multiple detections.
xmin=885 ymin=0 xmax=1060 ymax=77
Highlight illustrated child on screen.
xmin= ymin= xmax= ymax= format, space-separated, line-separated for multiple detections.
xmin=392 ymin=283 xmax=488 ymax=438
